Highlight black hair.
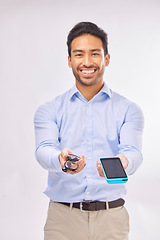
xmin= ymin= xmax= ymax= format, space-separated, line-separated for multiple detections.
xmin=67 ymin=22 xmax=108 ymax=57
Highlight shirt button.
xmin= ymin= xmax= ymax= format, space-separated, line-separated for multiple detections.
xmin=88 ymin=120 xmax=91 ymax=123
xmin=87 ymin=192 xmax=90 ymax=195
xmin=88 ymin=157 xmax=91 ymax=159
xmin=88 ymin=138 xmax=91 ymax=141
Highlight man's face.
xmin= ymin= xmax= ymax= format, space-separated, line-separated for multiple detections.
xmin=68 ymin=34 xmax=110 ymax=86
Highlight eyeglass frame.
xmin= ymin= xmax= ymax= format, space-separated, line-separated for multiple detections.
xmin=62 ymin=154 xmax=80 ymax=172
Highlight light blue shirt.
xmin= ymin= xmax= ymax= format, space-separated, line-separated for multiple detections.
xmin=34 ymin=83 xmax=144 ymax=202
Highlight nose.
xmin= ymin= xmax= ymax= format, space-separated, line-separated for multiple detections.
xmin=82 ymin=54 xmax=92 ymax=67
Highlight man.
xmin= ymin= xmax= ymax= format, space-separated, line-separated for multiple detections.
xmin=34 ymin=22 xmax=144 ymax=240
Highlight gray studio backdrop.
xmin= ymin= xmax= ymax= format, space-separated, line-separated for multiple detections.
xmin=0 ymin=0 xmax=160 ymax=239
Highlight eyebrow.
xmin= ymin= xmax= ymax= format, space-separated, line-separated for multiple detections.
xmin=72 ymin=49 xmax=101 ymax=53
xmin=72 ymin=50 xmax=83 ymax=53
xmin=90 ymin=49 xmax=101 ymax=52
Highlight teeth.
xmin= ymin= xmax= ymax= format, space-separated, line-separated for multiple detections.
xmin=82 ymin=70 xmax=95 ymax=74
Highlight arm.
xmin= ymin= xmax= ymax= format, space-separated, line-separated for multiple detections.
xmin=34 ymin=102 xmax=62 ymax=172
xmin=118 ymin=102 xmax=144 ymax=175
xmin=34 ymin=102 xmax=86 ymax=173
xmin=97 ymin=102 xmax=144 ymax=177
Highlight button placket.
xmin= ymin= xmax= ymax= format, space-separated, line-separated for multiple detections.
xmin=85 ymin=102 xmax=93 ymax=200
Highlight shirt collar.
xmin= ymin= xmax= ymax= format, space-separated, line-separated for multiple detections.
xmin=100 ymin=82 xmax=112 ymax=98
xmin=69 ymin=85 xmax=79 ymax=100
xmin=69 ymin=82 xmax=111 ymax=100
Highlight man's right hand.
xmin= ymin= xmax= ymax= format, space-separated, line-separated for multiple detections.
xmin=58 ymin=149 xmax=86 ymax=175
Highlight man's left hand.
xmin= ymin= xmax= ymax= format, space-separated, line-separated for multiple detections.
xmin=97 ymin=154 xmax=129 ymax=178
xmin=116 ymin=154 xmax=129 ymax=170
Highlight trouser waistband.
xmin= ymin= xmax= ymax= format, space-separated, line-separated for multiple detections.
xmin=58 ymin=198 xmax=125 ymax=211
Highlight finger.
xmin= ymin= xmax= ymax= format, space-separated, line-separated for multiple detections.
xmin=72 ymin=159 xmax=86 ymax=174
xmin=97 ymin=160 xmax=105 ymax=178
xmin=75 ymin=162 xmax=85 ymax=173
xmin=62 ymin=149 xmax=73 ymax=159
xmin=79 ymin=155 xmax=85 ymax=162
xmin=77 ymin=156 xmax=86 ymax=167
xmin=59 ymin=149 xmax=73 ymax=168
xmin=66 ymin=171 xmax=75 ymax=175
xmin=116 ymin=154 xmax=129 ymax=169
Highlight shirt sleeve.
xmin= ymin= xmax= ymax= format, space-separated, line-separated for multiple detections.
xmin=34 ymin=102 xmax=62 ymax=172
xmin=118 ymin=102 xmax=144 ymax=175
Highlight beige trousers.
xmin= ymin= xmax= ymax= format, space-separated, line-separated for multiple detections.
xmin=44 ymin=201 xmax=129 ymax=240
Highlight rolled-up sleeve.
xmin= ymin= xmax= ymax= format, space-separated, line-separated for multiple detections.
xmin=34 ymin=102 xmax=61 ymax=172
xmin=118 ymin=102 xmax=144 ymax=175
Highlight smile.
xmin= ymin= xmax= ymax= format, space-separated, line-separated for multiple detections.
xmin=81 ymin=70 xmax=95 ymax=74
xmin=79 ymin=68 xmax=97 ymax=76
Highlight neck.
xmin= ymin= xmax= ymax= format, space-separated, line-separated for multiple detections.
xmin=76 ymin=80 xmax=104 ymax=101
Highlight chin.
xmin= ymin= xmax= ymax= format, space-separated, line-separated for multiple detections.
xmin=78 ymin=78 xmax=101 ymax=87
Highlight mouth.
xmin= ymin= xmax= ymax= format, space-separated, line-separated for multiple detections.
xmin=79 ymin=68 xmax=97 ymax=78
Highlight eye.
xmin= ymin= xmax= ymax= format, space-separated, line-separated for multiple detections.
xmin=75 ymin=53 xmax=83 ymax=57
xmin=92 ymin=53 xmax=99 ymax=56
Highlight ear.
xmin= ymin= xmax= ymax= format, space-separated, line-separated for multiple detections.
xmin=68 ymin=56 xmax=72 ymax=68
xmin=105 ymin=53 xmax=110 ymax=67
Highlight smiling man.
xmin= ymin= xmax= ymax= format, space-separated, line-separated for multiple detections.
xmin=68 ymin=34 xmax=110 ymax=101
xmin=68 ymin=34 xmax=109 ymax=86
xmin=34 ymin=22 xmax=144 ymax=240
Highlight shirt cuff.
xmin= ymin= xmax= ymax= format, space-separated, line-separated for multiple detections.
xmin=50 ymin=150 xmax=62 ymax=172
xmin=124 ymin=151 xmax=143 ymax=175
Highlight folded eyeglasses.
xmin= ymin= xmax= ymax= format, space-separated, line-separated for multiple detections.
xmin=62 ymin=154 xmax=80 ymax=172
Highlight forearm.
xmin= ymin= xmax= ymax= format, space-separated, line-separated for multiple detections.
xmin=120 ymin=149 xmax=143 ymax=175
xmin=34 ymin=102 xmax=63 ymax=172
xmin=118 ymin=102 xmax=144 ymax=175
xmin=35 ymin=144 xmax=61 ymax=172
